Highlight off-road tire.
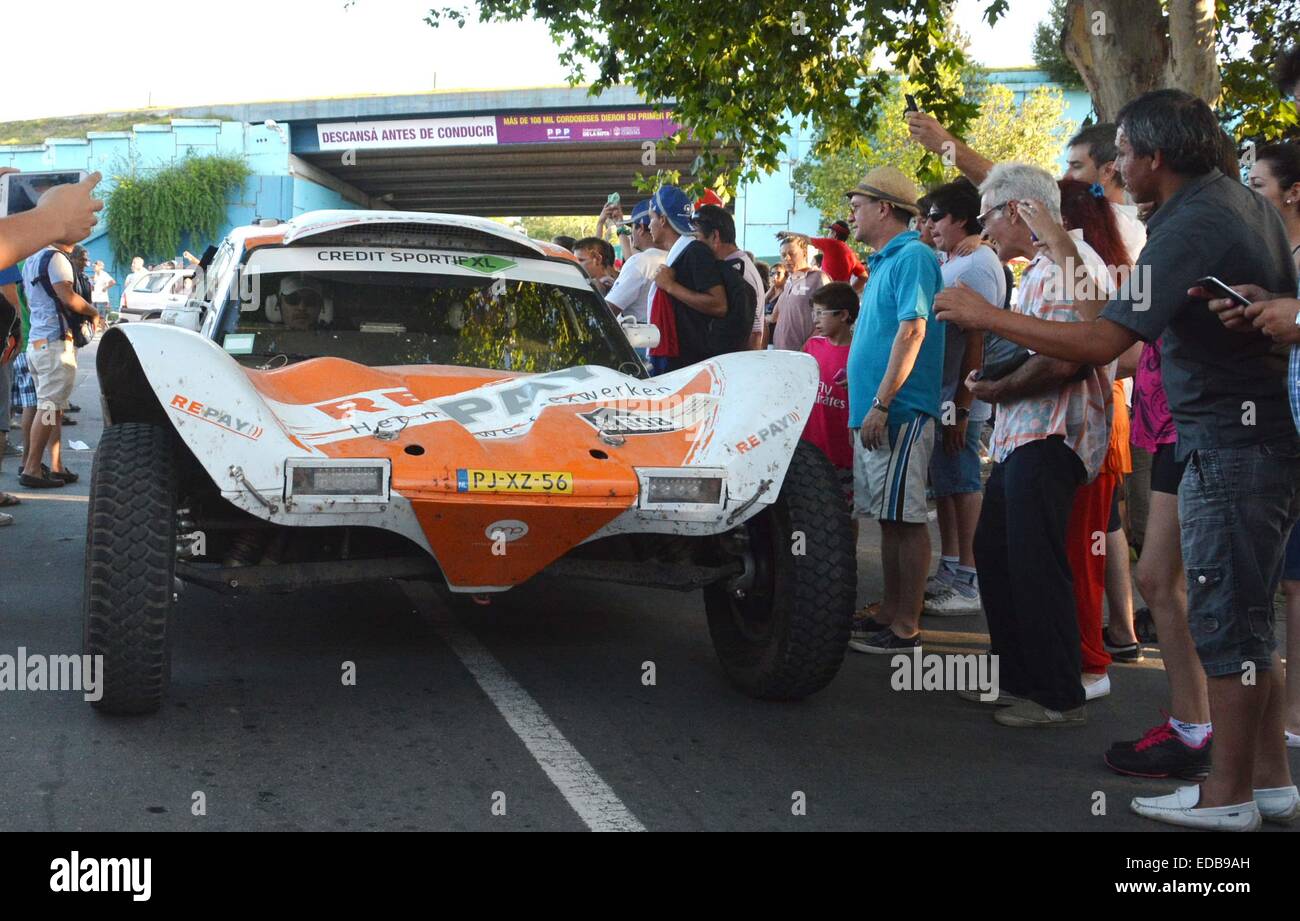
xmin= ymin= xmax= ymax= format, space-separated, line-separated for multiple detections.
xmin=704 ymin=441 xmax=855 ymax=700
xmin=84 ymin=423 xmax=177 ymax=714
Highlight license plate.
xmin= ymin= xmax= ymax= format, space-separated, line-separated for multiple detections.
xmin=455 ymin=468 xmax=573 ymax=494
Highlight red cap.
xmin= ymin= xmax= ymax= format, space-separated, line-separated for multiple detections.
xmin=694 ymin=189 xmax=724 ymax=209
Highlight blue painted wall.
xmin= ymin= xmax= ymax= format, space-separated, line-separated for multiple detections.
xmin=0 ymin=119 xmax=356 ymax=306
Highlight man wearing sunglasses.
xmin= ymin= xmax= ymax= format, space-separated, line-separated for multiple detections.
xmin=922 ymin=180 xmax=1006 ymax=617
xmin=279 ymin=277 xmax=327 ymax=331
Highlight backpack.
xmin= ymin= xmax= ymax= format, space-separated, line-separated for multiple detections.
xmin=705 ymin=256 xmax=757 ymax=356
xmin=34 ymin=249 xmax=93 ymax=348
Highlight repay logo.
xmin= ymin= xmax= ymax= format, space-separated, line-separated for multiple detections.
xmin=50 ymin=852 xmax=151 ymax=901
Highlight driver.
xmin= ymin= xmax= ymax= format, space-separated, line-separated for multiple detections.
xmin=279 ymin=276 xmax=327 ymax=330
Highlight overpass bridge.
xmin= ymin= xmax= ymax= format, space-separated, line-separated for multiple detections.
xmin=177 ymin=86 xmax=737 ymax=218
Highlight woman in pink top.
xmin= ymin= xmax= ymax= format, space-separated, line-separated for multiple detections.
xmin=1102 ymin=334 xmax=1211 ymax=781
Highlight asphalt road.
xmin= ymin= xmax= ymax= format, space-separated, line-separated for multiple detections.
xmin=1 ymin=336 xmax=1295 ymax=832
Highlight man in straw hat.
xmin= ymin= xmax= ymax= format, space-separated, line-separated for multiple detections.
xmin=842 ymin=167 xmax=945 ymax=657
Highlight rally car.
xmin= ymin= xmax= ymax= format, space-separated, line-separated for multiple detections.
xmin=87 ymin=210 xmax=854 ymax=714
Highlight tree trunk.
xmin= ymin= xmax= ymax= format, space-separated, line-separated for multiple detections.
xmin=1062 ymin=0 xmax=1221 ymax=122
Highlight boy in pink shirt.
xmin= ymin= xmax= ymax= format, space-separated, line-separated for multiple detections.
xmin=800 ymin=282 xmax=858 ymax=530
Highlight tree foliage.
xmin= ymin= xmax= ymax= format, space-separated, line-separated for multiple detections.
xmin=426 ymin=1 xmax=1291 ymax=194
xmin=1032 ymin=0 xmax=1083 ymax=87
xmin=426 ymin=0 xmax=1010 ymax=195
xmin=792 ymin=82 xmax=1072 ymax=226
xmin=104 ymin=155 xmax=251 ymax=266
xmin=1217 ymin=0 xmax=1300 ymax=142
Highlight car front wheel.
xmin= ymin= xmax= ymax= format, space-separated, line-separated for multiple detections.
xmin=704 ymin=441 xmax=855 ymax=700
xmin=83 ymin=423 xmax=178 ymax=715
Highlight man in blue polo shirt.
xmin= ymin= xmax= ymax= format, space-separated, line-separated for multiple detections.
xmin=843 ymin=166 xmax=945 ymax=655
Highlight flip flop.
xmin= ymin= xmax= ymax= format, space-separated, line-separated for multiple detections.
xmin=0 ymin=492 xmax=20 ymax=507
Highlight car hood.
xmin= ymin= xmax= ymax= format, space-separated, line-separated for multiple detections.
xmin=103 ymin=323 xmax=819 ymax=590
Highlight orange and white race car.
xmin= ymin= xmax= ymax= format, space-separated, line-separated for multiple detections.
xmin=87 ymin=210 xmax=854 ymax=714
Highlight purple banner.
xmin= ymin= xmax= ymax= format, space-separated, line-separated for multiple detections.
xmin=494 ymin=109 xmax=682 ymax=144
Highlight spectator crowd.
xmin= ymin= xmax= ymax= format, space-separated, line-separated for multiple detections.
xmin=565 ymin=45 xmax=1300 ymax=833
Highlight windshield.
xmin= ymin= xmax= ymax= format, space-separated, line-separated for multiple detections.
xmin=217 ymin=267 xmax=644 ymax=377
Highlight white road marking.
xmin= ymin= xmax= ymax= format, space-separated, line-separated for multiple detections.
xmin=405 ymin=586 xmax=644 ymax=832
xmin=438 ymin=624 xmax=646 ymax=832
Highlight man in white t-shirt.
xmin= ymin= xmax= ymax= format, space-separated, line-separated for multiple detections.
xmin=1063 ymin=123 xmax=1148 ymax=263
xmin=119 ymin=256 xmax=146 ymax=318
xmin=91 ymin=259 xmax=115 ymax=328
xmin=691 ymin=204 xmax=764 ymax=349
xmin=921 ymin=180 xmax=1007 ymax=615
xmin=604 ymin=199 xmax=665 ymax=324
xmin=20 ymin=243 xmax=97 ymax=488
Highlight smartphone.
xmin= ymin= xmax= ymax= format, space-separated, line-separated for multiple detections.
xmin=1195 ymin=276 xmax=1252 ymax=307
xmin=904 ymin=94 xmax=919 ymax=114
xmin=0 ymin=170 xmax=89 ymax=217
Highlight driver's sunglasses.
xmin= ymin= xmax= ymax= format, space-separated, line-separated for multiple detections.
xmin=283 ymin=289 xmax=323 ymax=307
xmin=976 ymin=202 xmax=1009 ymax=229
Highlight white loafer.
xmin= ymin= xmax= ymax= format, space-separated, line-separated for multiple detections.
xmin=1131 ymin=785 xmax=1261 ymax=831
xmin=1083 ymin=672 xmax=1111 ymax=701
xmin=1254 ymin=786 xmax=1300 ymax=825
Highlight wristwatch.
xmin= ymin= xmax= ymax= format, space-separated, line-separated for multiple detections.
xmin=871 ymin=396 xmax=889 ymax=413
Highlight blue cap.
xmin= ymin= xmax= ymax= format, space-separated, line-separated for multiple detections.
xmin=619 ymin=199 xmax=653 ymax=228
xmin=651 ymin=185 xmax=694 ymax=235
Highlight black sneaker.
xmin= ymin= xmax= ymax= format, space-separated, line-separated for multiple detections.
xmin=848 ymin=627 xmax=920 ymax=655
xmin=850 ymin=613 xmax=888 ymax=648
xmin=1102 ymin=625 xmax=1143 ymax=662
xmin=1104 ymin=718 xmax=1212 ymax=781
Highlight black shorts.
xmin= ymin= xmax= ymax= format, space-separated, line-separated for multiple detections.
xmin=1150 ymin=442 xmax=1187 ymax=495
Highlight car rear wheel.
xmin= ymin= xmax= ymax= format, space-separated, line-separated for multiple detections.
xmin=84 ymin=423 xmax=177 ymax=715
xmin=704 ymin=441 xmax=855 ymax=700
